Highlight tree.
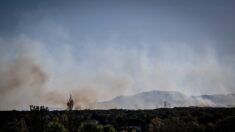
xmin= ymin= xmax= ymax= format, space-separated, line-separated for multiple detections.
xmin=103 ymin=124 xmax=116 ymax=132
xmin=8 ymin=118 xmax=29 ymax=132
xmin=66 ymin=94 xmax=74 ymax=132
xmin=148 ymin=117 xmax=162 ymax=132
xmin=67 ymin=94 xmax=74 ymax=111
xmin=45 ymin=117 xmax=67 ymax=132
xmin=79 ymin=121 xmax=104 ymax=132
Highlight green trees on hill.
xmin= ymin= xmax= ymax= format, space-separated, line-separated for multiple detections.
xmin=1 ymin=108 xmax=235 ymax=132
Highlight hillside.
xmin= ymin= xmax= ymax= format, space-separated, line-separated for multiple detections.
xmin=96 ymin=91 xmax=235 ymax=109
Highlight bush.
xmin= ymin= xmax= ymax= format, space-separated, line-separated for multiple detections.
xmin=45 ymin=117 xmax=67 ymax=132
xmin=79 ymin=122 xmax=103 ymax=132
xmin=103 ymin=124 xmax=116 ymax=132
xmin=216 ymin=116 xmax=235 ymax=132
xmin=8 ymin=118 xmax=29 ymax=132
xmin=148 ymin=117 xmax=162 ymax=132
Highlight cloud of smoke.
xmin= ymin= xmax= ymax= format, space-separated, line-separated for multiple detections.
xmin=0 ymin=36 xmax=235 ymax=110
xmin=0 ymin=41 xmax=48 ymax=109
xmin=0 ymin=36 xmax=134 ymax=110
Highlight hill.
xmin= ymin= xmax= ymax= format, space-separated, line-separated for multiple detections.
xmin=96 ymin=90 xmax=235 ymax=109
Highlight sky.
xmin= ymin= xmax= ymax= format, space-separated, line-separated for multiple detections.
xmin=0 ymin=0 xmax=235 ymax=110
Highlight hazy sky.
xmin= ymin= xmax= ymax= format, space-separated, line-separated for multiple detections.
xmin=0 ymin=0 xmax=235 ymax=109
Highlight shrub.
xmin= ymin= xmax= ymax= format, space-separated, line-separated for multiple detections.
xmin=79 ymin=122 xmax=103 ymax=132
xmin=103 ymin=124 xmax=116 ymax=132
xmin=45 ymin=117 xmax=67 ymax=132
xmin=8 ymin=118 xmax=29 ymax=132
xmin=148 ymin=117 xmax=162 ymax=132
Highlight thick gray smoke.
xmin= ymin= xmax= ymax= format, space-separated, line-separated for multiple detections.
xmin=0 ymin=42 xmax=47 ymax=109
xmin=0 ymin=37 xmax=132 ymax=110
xmin=0 ymin=36 xmax=235 ymax=110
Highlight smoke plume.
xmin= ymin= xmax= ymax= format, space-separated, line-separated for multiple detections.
xmin=0 ymin=36 xmax=235 ymax=110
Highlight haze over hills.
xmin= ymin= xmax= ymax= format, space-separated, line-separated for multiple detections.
xmin=1 ymin=1 xmax=235 ymax=111
xmin=95 ymin=90 xmax=235 ymax=109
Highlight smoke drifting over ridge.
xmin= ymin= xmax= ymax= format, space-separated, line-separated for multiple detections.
xmin=0 ymin=37 xmax=133 ymax=110
xmin=0 ymin=36 xmax=235 ymax=110
xmin=0 ymin=0 xmax=235 ymax=110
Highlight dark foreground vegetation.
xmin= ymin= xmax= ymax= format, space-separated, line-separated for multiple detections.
xmin=1 ymin=107 xmax=235 ymax=132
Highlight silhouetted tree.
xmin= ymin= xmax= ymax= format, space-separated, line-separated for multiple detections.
xmin=163 ymin=101 xmax=171 ymax=108
xmin=66 ymin=94 xmax=74 ymax=132
xmin=67 ymin=94 xmax=74 ymax=111
xmin=29 ymin=105 xmax=48 ymax=112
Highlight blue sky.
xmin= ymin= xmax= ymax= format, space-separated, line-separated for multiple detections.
xmin=0 ymin=0 xmax=235 ymax=109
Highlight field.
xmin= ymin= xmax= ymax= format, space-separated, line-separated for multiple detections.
xmin=0 ymin=107 xmax=235 ymax=132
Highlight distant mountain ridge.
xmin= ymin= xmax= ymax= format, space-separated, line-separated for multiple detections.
xmin=95 ymin=90 xmax=235 ymax=109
